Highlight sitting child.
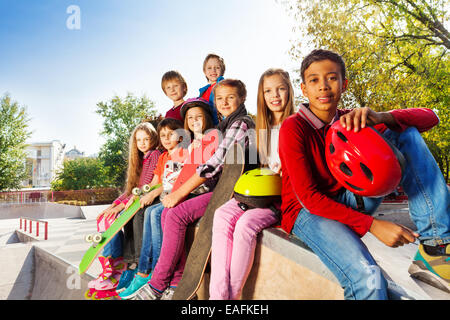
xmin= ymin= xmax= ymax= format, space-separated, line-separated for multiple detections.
xmin=279 ymin=49 xmax=449 ymax=299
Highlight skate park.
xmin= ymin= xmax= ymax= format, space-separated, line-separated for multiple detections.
xmin=1 ymin=200 xmax=448 ymax=300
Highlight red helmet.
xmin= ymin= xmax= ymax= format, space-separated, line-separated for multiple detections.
xmin=325 ymin=121 xmax=405 ymax=197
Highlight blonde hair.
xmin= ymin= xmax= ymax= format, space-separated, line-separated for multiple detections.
xmin=256 ymin=68 xmax=295 ymax=165
xmin=125 ymin=122 xmax=159 ymax=196
xmin=203 ymin=53 xmax=226 ymax=80
xmin=161 ymin=70 xmax=188 ymax=96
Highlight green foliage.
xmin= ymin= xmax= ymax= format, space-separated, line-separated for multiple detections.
xmin=0 ymin=94 xmax=31 ymax=190
xmin=51 ymin=157 xmax=113 ymax=191
xmin=95 ymin=93 xmax=158 ymax=188
xmin=285 ymin=0 xmax=450 ymax=181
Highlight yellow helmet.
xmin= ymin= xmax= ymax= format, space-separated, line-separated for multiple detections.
xmin=233 ymin=168 xmax=282 ymax=211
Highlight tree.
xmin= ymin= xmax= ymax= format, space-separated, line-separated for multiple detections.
xmin=95 ymin=93 xmax=159 ymax=188
xmin=51 ymin=157 xmax=112 ymax=191
xmin=0 ymin=94 xmax=31 ymax=190
xmin=285 ymin=0 xmax=449 ymax=181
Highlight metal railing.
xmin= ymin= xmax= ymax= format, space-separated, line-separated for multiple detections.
xmin=19 ymin=217 xmax=48 ymax=240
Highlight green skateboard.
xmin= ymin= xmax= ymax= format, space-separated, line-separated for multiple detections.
xmin=78 ymin=184 xmax=161 ymax=275
xmin=172 ymin=143 xmax=245 ymax=300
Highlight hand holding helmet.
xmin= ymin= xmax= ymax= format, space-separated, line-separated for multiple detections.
xmin=325 ymin=120 xmax=405 ymax=197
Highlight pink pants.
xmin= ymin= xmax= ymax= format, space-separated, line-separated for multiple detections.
xmin=149 ymin=192 xmax=212 ymax=292
xmin=209 ymin=198 xmax=279 ymax=300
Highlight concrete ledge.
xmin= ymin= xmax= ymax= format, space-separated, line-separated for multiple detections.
xmin=0 ymin=242 xmax=94 ymax=300
xmin=0 ymin=203 xmax=83 ymax=220
xmin=30 ymin=246 xmax=94 ymax=300
xmin=0 ymin=243 xmax=35 ymax=299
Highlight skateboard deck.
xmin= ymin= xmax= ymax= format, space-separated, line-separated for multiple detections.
xmin=172 ymin=129 xmax=219 ymax=193
xmin=172 ymin=143 xmax=245 ymax=300
xmin=78 ymin=184 xmax=161 ymax=275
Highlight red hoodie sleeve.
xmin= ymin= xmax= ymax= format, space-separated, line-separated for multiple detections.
xmin=279 ymin=118 xmax=374 ymax=237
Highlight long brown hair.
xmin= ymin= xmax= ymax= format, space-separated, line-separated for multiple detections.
xmin=256 ymin=68 xmax=295 ymax=165
xmin=125 ymin=122 xmax=159 ymax=195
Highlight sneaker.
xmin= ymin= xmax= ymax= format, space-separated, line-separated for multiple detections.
xmin=161 ymin=287 xmax=176 ymax=300
xmin=133 ymin=284 xmax=162 ymax=300
xmin=118 ymin=273 xmax=152 ymax=300
xmin=408 ymin=243 xmax=450 ymax=293
xmin=116 ymin=268 xmax=137 ymax=293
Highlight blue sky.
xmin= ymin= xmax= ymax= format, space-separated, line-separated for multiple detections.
xmin=0 ymin=0 xmax=304 ymax=155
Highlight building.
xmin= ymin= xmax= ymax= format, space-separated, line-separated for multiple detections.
xmin=23 ymin=140 xmax=66 ymax=188
xmin=65 ymin=146 xmax=85 ymax=160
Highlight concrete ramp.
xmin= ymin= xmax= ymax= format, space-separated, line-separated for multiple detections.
xmin=1 ymin=242 xmax=93 ymax=300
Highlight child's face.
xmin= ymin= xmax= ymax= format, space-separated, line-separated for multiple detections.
xmin=204 ymin=58 xmax=222 ymax=83
xmin=263 ymin=74 xmax=289 ymax=115
xmin=135 ymin=129 xmax=152 ymax=153
xmin=215 ymin=85 xmax=242 ymax=118
xmin=300 ymin=59 xmax=347 ymax=122
xmin=163 ymin=79 xmax=186 ymax=103
xmin=186 ymin=107 xmax=205 ymax=135
xmin=159 ymin=127 xmax=180 ymax=152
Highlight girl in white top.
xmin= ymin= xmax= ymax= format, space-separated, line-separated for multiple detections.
xmin=209 ymin=68 xmax=295 ymax=299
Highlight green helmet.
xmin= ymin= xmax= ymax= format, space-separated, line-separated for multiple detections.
xmin=233 ymin=168 xmax=282 ymax=211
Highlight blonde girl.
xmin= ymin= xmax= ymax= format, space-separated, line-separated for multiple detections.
xmin=208 ymin=69 xmax=295 ymax=300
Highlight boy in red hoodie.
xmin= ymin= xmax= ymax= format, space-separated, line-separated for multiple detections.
xmin=279 ymin=49 xmax=449 ymax=299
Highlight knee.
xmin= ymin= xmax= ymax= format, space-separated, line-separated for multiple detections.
xmin=234 ymin=218 xmax=258 ymax=243
xmin=165 ymin=207 xmax=187 ymax=227
xmin=399 ymin=126 xmax=424 ymax=146
xmin=149 ymin=207 xmax=161 ymax=224
xmin=213 ymin=207 xmax=228 ymax=231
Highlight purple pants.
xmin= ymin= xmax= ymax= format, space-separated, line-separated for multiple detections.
xmin=149 ymin=192 xmax=213 ymax=292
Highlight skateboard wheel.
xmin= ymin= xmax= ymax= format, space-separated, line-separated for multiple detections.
xmin=92 ymin=233 xmax=102 ymax=243
xmin=84 ymin=290 xmax=93 ymax=299
xmin=85 ymin=234 xmax=93 ymax=243
xmin=142 ymin=184 xmax=151 ymax=193
xmin=132 ymin=187 xmax=142 ymax=196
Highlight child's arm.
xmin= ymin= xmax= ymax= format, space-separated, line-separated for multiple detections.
xmin=138 ymin=174 xmax=161 ymax=208
xmin=122 ymin=150 xmax=161 ymax=207
xmin=369 ymin=219 xmax=419 ymax=247
xmin=100 ymin=202 xmax=125 ymax=221
xmin=161 ymin=173 xmax=207 ymax=208
xmin=161 ymin=121 xmax=248 ymax=208
xmin=339 ymin=107 xmax=439 ymax=133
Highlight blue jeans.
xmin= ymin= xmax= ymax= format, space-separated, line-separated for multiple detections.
xmin=292 ymin=127 xmax=450 ymax=300
xmin=138 ymin=202 xmax=164 ymax=274
xmin=103 ymin=230 xmax=124 ymax=259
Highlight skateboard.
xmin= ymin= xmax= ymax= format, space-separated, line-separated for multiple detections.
xmin=79 ymin=183 xmax=161 ymax=275
xmin=172 ymin=129 xmax=220 ymax=193
xmin=172 ymin=143 xmax=245 ymax=300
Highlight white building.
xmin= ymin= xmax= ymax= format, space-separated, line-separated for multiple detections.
xmin=24 ymin=140 xmax=66 ymax=188
xmin=65 ymin=146 xmax=85 ymax=160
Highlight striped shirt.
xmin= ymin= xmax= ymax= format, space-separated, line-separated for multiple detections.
xmin=113 ymin=149 xmax=162 ymax=205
